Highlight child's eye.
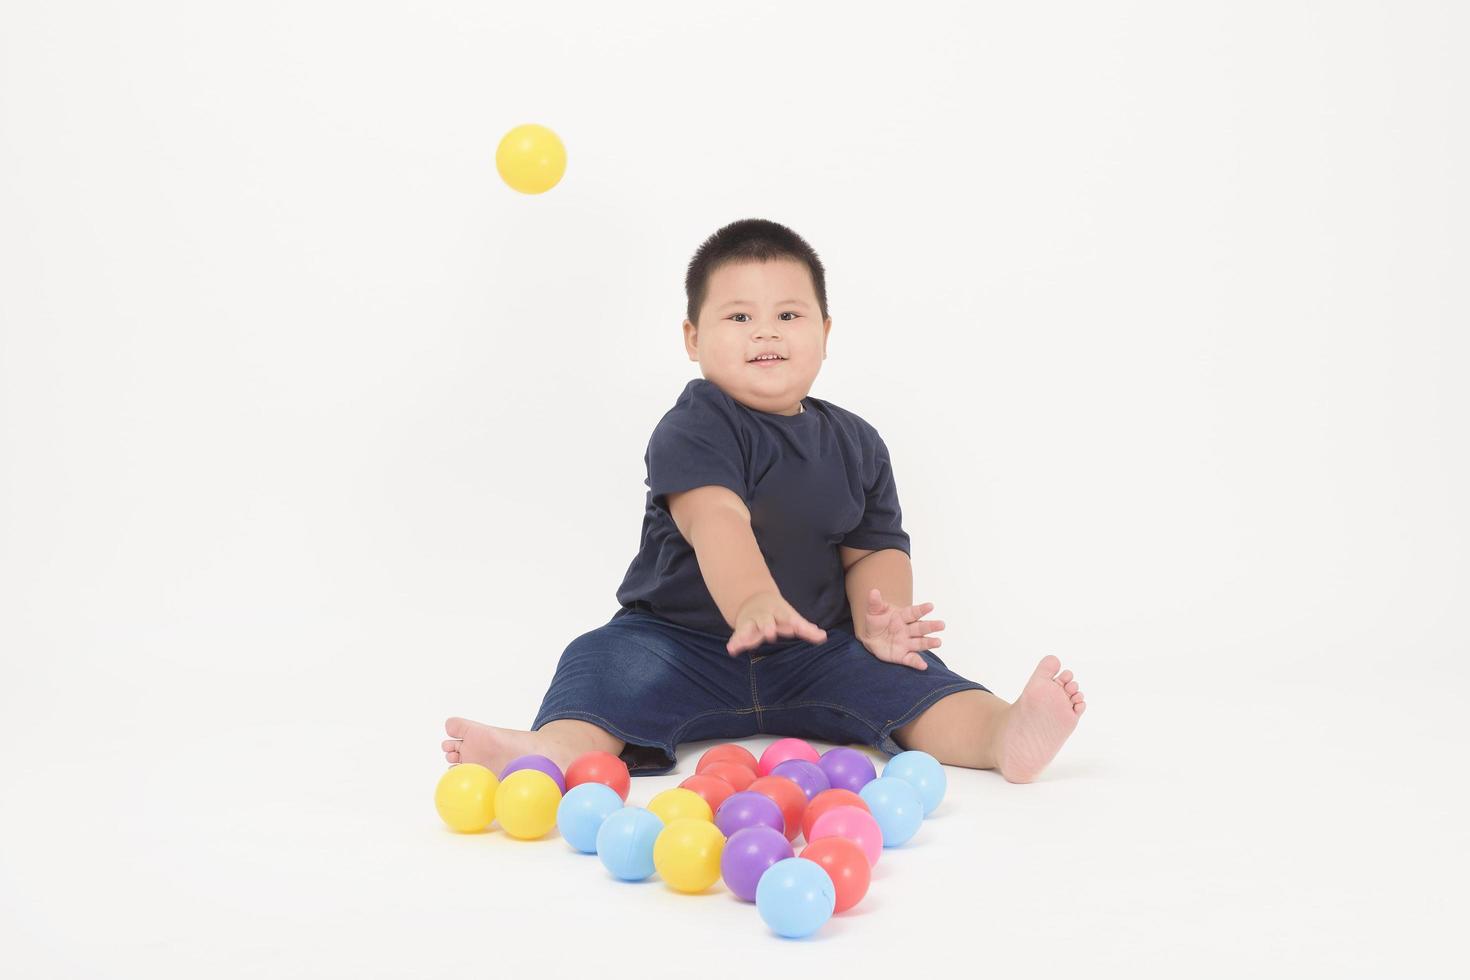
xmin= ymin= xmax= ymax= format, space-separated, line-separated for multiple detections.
xmin=730 ymin=312 xmax=800 ymax=322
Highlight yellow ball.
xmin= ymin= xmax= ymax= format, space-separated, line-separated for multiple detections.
xmin=647 ymin=787 xmax=713 ymax=826
xmin=434 ymin=763 xmax=499 ymax=833
xmin=495 ymin=123 xmax=567 ymax=194
xmin=494 ymin=769 xmax=562 ymax=839
xmin=653 ymin=818 xmax=727 ymax=893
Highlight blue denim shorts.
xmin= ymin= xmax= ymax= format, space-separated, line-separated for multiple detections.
xmin=530 ymin=604 xmax=992 ymax=777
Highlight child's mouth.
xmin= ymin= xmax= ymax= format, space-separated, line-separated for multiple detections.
xmin=749 ymin=358 xmax=786 ymax=367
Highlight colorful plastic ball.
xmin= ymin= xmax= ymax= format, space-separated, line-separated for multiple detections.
xmin=771 ymin=759 xmax=831 ymax=801
xmin=721 ymin=825 xmax=794 ymax=902
xmin=758 ymin=738 xmax=820 ymax=776
xmin=556 ymin=782 xmax=624 ymax=854
xmin=653 ymin=818 xmax=727 ymax=893
xmin=818 ymin=747 xmax=878 ymax=794
xmin=755 ymin=857 xmax=836 ymax=938
xmin=746 ymin=775 xmax=808 ymax=842
xmin=501 ymin=754 xmax=566 ymax=794
xmin=799 ymin=836 xmax=871 ymax=913
xmin=858 ymin=776 xmax=925 ymax=848
xmin=696 ymin=743 xmax=759 ymax=776
xmin=801 ymin=789 xmax=870 ymax=842
xmin=434 ymin=763 xmax=499 ymax=833
xmin=714 ymin=790 xmax=785 ymax=838
xmin=596 ymin=806 xmax=663 ymax=881
xmin=494 ymin=123 xmax=566 ymax=195
xmin=678 ymin=773 xmax=738 ymax=816
xmin=701 ymin=760 xmax=757 ymax=792
xmin=647 ymin=787 xmax=713 ymax=826
xmin=494 ymin=769 xmax=562 ymax=840
xmin=809 ymin=804 xmax=884 ymax=868
xmin=883 ymin=749 xmax=947 ymax=816
xmin=565 ymin=751 xmax=630 ymax=802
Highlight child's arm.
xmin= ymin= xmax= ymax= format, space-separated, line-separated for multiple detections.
xmin=842 ymin=547 xmax=912 ymax=636
xmin=668 ymin=485 xmax=780 ymax=630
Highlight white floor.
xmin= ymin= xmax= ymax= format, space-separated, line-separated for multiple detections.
xmin=2 ymin=612 xmax=1461 ymax=979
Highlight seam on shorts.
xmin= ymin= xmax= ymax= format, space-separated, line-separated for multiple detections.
xmin=667 ymin=706 xmax=762 ymax=747
xmin=532 ymin=710 xmax=672 ymax=758
xmin=758 ymin=698 xmax=891 ymax=739
xmin=747 ymin=656 xmax=764 ymax=732
xmin=878 ymin=682 xmax=991 ymax=754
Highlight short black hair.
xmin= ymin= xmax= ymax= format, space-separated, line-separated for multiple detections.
xmin=684 ymin=218 xmax=829 ymax=327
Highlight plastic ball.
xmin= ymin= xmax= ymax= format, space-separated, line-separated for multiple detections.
xmin=653 ymin=818 xmax=727 ymax=893
xmin=701 ymin=760 xmax=757 ymax=792
xmin=883 ymin=749 xmax=947 ymax=816
xmin=808 ymin=804 xmax=884 ymax=868
xmin=758 ymin=738 xmax=820 ymax=776
xmin=720 ymin=825 xmax=794 ymax=902
xmin=596 ymin=806 xmax=663 ymax=881
xmin=746 ymin=775 xmax=808 ymax=842
xmin=799 ymin=836 xmax=871 ymax=913
xmin=556 ymin=782 xmax=624 ymax=854
xmin=858 ymin=776 xmax=925 ymax=848
xmin=495 ymin=123 xmax=566 ymax=195
xmin=696 ymin=743 xmax=759 ymax=776
xmin=565 ymin=750 xmax=630 ymax=802
xmin=434 ymin=763 xmax=499 ymax=833
xmin=494 ymin=769 xmax=562 ymax=840
xmin=501 ymin=754 xmax=566 ymax=794
xmin=714 ymin=790 xmax=785 ymax=838
xmin=755 ymin=857 xmax=836 ymax=938
xmin=647 ymin=787 xmax=713 ymax=826
xmin=801 ymin=789 xmax=870 ymax=842
xmin=770 ymin=759 xmax=830 ymax=801
xmin=818 ymin=746 xmax=878 ymax=793
xmin=678 ymin=773 xmax=738 ymax=816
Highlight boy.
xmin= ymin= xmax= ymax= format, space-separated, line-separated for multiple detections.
xmin=443 ymin=219 xmax=1085 ymax=784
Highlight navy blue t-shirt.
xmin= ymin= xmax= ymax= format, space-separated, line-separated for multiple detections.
xmin=615 ymin=378 xmax=910 ymax=635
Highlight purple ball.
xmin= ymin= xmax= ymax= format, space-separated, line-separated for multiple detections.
xmin=500 ymin=754 xmax=565 ymax=794
xmin=720 ymin=825 xmax=794 ymax=902
xmin=770 ymin=759 xmax=830 ymax=802
xmin=819 ymin=747 xmax=878 ymax=794
xmin=715 ymin=790 xmax=785 ymax=838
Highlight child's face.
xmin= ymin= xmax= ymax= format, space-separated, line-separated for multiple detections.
xmin=683 ymin=258 xmax=831 ymax=416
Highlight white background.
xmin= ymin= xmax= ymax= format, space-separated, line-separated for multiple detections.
xmin=1 ymin=1 xmax=1465 ymax=976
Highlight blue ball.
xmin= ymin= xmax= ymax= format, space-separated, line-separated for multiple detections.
xmin=882 ymin=749 xmax=947 ymax=816
xmin=594 ymin=806 xmax=664 ymax=881
xmin=557 ymin=782 xmax=624 ymax=854
xmin=755 ymin=857 xmax=835 ymax=938
xmin=858 ymin=775 xmax=925 ymax=847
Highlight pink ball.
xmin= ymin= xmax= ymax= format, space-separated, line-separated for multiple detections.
xmin=809 ymin=804 xmax=884 ymax=868
xmin=758 ymin=738 xmax=820 ymax=777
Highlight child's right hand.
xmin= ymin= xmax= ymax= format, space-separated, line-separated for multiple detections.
xmin=727 ymin=591 xmax=828 ymax=656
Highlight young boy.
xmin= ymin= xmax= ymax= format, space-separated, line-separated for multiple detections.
xmin=443 ymin=219 xmax=1086 ymax=784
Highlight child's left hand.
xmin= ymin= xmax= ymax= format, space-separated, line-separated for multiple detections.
xmin=857 ymin=588 xmax=944 ymax=670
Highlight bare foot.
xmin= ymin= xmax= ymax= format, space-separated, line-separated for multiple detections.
xmin=992 ymin=655 xmax=1087 ymax=784
xmin=442 ymin=717 xmax=568 ymax=776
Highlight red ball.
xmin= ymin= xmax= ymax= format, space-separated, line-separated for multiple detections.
xmin=564 ymin=750 xmax=630 ymax=802
xmin=801 ymin=788 xmax=870 ymax=842
xmin=701 ymin=760 xmax=756 ymax=792
xmin=745 ymin=774 xmax=808 ymax=842
xmin=695 ymin=744 xmax=759 ymax=776
xmin=800 ymin=836 xmax=871 ymax=913
xmin=678 ymin=773 xmax=737 ymax=815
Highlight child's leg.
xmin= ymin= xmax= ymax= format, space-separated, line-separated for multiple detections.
xmin=442 ymin=716 xmax=624 ymax=777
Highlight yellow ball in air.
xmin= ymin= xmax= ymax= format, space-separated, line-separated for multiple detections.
xmin=495 ymin=123 xmax=567 ymax=194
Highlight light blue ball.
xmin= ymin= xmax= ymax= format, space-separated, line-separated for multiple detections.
xmin=858 ymin=775 xmax=925 ymax=847
xmin=557 ymin=782 xmax=625 ymax=854
xmin=594 ymin=806 xmax=664 ymax=881
xmin=755 ymin=857 xmax=835 ymax=938
xmin=882 ymin=749 xmax=947 ymax=816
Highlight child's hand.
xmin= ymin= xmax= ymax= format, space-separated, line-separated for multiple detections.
xmin=727 ymin=591 xmax=828 ymax=656
xmin=858 ymin=588 xmax=944 ymax=670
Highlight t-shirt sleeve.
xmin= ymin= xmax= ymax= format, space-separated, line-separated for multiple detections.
xmin=646 ymin=391 xmax=748 ymax=517
xmin=841 ymin=430 xmax=911 ymax=556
